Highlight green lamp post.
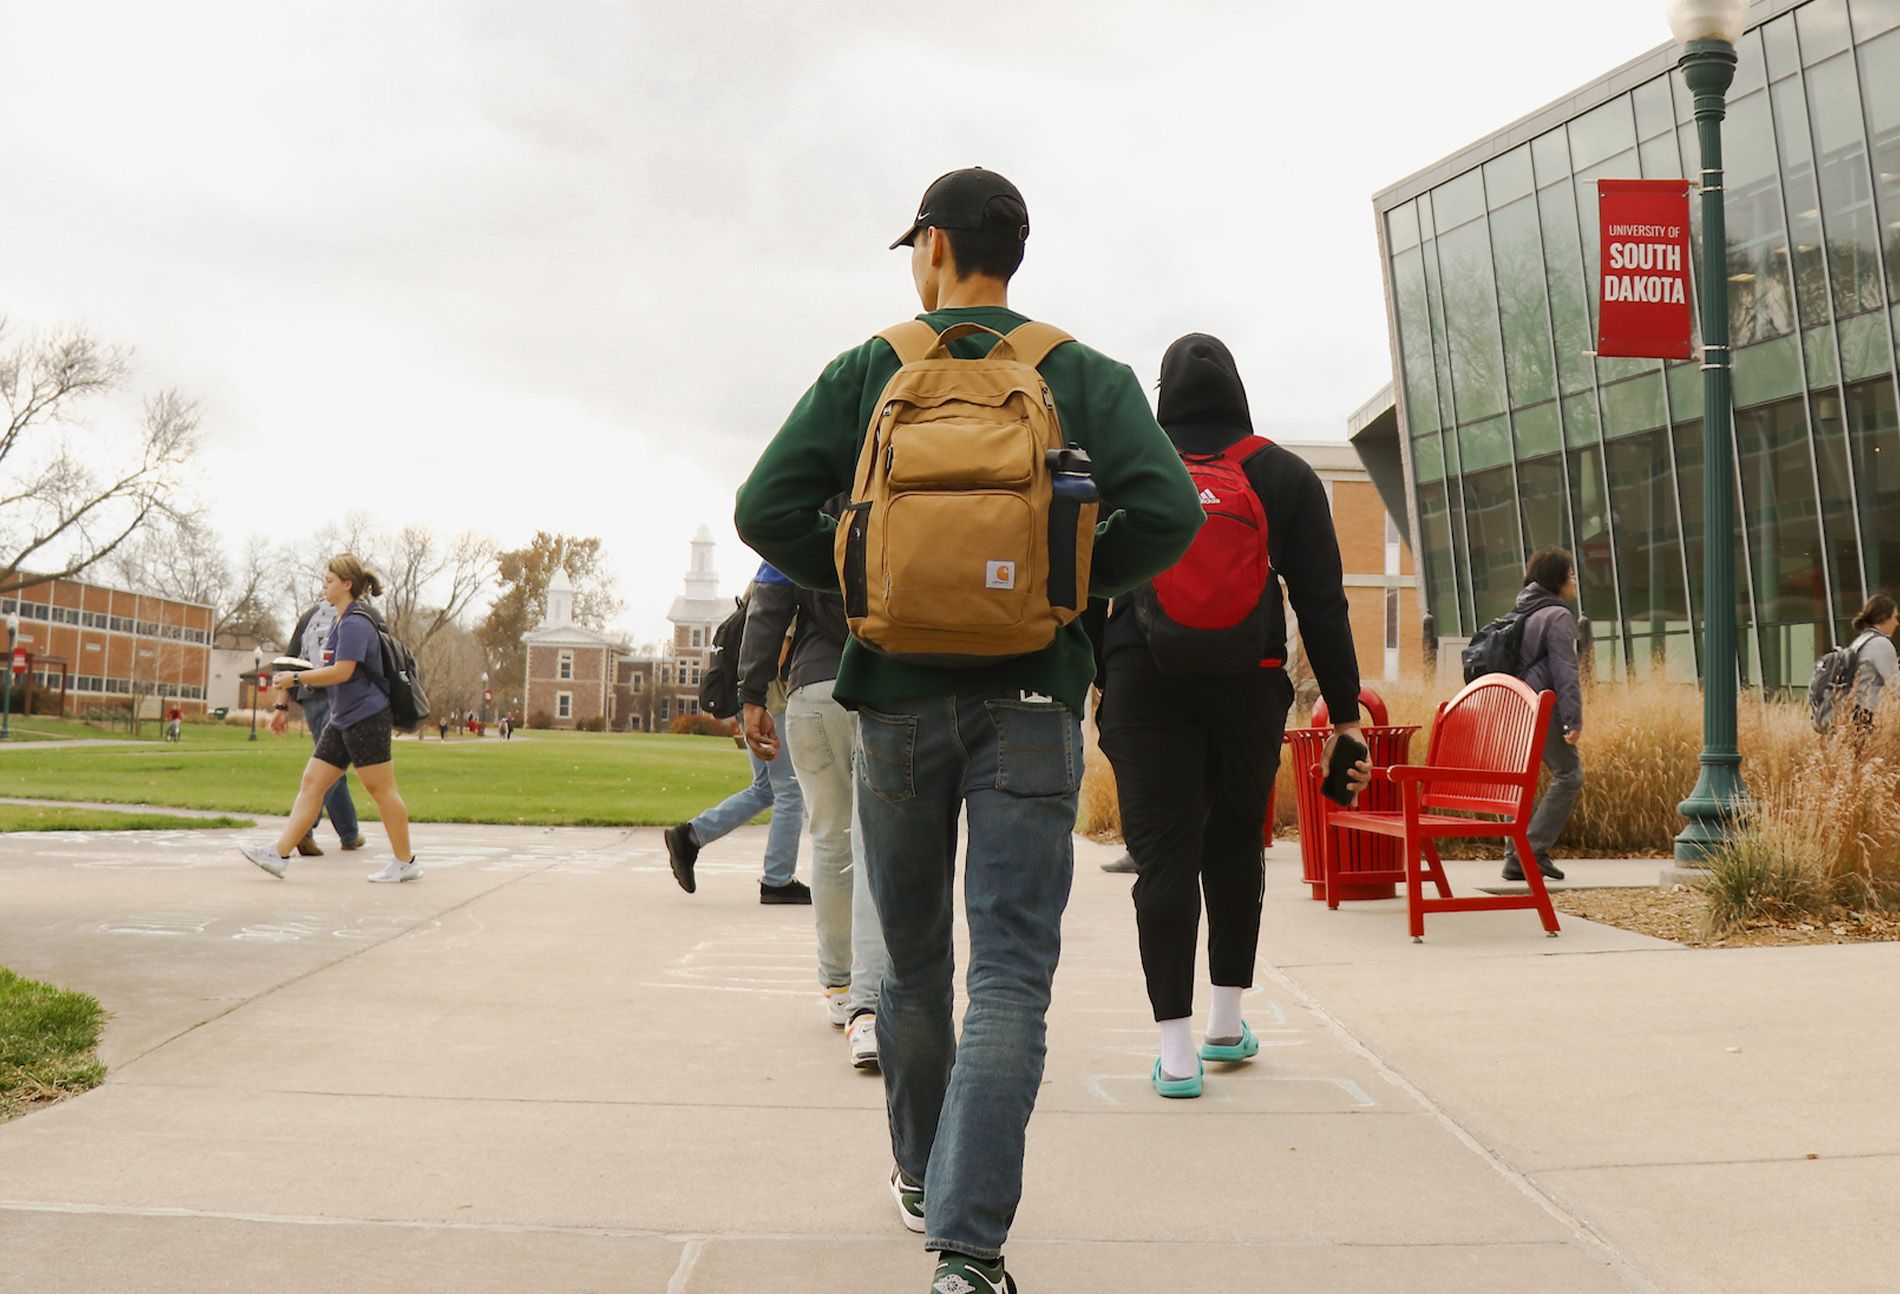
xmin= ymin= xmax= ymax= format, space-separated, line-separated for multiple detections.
xmin=1670 ymin=0 xmax=1752 ymax=863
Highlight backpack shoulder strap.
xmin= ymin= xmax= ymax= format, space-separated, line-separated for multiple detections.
xmin=876 ymin=320 xmax=939 ymax=366
xmin=1219 ymin=434 xmax=1275 ymax=465
xmin=1003 ymin=321 xmax=1074 ymax=369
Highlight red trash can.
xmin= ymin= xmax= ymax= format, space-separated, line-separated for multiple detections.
xmin=1283 ymin=688 xmax=1418 ymax=901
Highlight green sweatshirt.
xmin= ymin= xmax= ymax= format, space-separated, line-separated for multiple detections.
xmin=734 ymin=306 xmax=1203 ymax=715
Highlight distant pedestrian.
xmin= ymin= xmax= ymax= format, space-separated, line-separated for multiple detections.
xmin=1501 ymin=547 xmax=1584 ymax=883
xmin=1849 ymin=594 xmax=1898 ymax=727
xmin=664 ymin=570 xmax=811 ymax=906
xmin=242 ymin=554 xmax=420 ymax=884
xmin=165 ymin=707 xmax=182 ymax=743
xmin=500 ymin=714 xmax=513 ymax=740
xmin=438 ymin=716 xmax=449 ymax=741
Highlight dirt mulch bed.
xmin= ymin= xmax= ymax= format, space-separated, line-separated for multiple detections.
xmin=1554 ymin=886 xmax=1900 ymax=948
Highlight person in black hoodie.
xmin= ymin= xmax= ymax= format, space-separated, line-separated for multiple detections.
xmin=1097 ymin=333 xmax=1368 ymax=1099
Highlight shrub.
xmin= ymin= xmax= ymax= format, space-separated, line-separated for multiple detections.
xmin=528 ymin=709 xmax=553 ymax=730
xmin=1700 ymin=702 xmax=1900 ymax=934
xmin=576 ymin=715 xmax=605 ymax=733
xmin=669 ymin=712 xmax=731 ymax=737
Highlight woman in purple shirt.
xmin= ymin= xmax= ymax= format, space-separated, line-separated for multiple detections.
xmin=242 ymin=554 xmax=420 ymax=883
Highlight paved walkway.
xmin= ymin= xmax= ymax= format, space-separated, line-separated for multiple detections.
xmin=0 ymin=823 xmax=1893 ymax=1291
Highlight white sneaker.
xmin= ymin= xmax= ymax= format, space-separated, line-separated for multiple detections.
xmin=824 ymin=984 xmax=851 ymax=1028
xmin=367 ymin=857 xmax=422 ymax=883
xmin=241 ymin=843 xmax=289 ymax=879
xmin=847 ymin=1014 xmax=879 ymax=1071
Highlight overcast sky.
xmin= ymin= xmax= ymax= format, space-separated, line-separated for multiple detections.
xmin=2 ymin=0 xmax=1686 ymax=644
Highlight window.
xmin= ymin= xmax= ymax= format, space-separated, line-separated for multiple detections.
xmin=630 ymin=673 xmax=643 ymax=691
xmin=557 ymin=692 xmax=572 ymax=719
xmin=659 ymin=698 xmax=671 ymax=721
xmin=558 ymin=651 xmax=573 ymax=681
xmin=1384 ymin=514 xmax=1402 ymax=577
xmin=690 ymin=628 xmax=704 ymax=648
xmin=1384 ymin=588 xmax=1401 ymax=650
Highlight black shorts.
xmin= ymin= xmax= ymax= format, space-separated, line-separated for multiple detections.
xmin=313 ymin=708 xmax=394 ymax=770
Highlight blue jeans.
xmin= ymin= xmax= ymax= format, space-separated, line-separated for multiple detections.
xmin=302 ymin=694 xmax=360 ymax=845
xmin=690 ymin=735 xmax=803 ymax=887
xmin=856 ymin=690 xmax=1081 ymax=1261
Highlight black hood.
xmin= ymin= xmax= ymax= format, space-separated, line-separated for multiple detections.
xmin=1157 ymin=332 xmax=1253 ymax=455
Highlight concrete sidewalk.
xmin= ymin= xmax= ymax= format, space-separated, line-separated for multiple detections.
xmin=0 ymin=823 xmax=1891 ymax=1291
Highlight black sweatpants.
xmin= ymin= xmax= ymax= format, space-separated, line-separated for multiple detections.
xmin=1098 ymin=653 xmax=1293 ymax=1022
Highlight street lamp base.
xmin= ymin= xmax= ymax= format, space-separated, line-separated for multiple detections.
xmin=1673 ymin=756 xmax=1749 ymax=864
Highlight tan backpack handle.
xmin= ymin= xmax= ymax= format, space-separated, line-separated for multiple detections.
xmin=876 ymin=320 xmax=940 ymax=366
xmin=923 ymin=321 xmax=1013 ymax=361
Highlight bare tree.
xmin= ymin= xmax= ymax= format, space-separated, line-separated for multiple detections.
xmin=108 ymin=516 xmax=289 ymax=644
xmin=380 ymin=527 xmax=495 ymax=654
xmin=0 ymin=322 xmax=200 ymax=594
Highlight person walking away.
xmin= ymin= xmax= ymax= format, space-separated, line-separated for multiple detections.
xmin=1849 ymin=594 xmax=1899 ymax=728
xmin=735 ymin=167 xmax=1205 ymax=1293
xmin=241 ymin=555 xmax=419 ymax=883
xmin=273 ymin=595 xmax=378 ymax=856
xmin=1098 ymin=333 xmax=1369 ymax=1100
xmin=739 ymin=555 xmax=891 ymax=1068
xmin=1501 ymin=547 xmax=1584 ymax=883
xmin=165 ymin=706 xmax=182 ymax=742
xmin=663 ymin=568 xmax=812 ymax=906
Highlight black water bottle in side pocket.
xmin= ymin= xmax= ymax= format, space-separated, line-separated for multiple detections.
xmin=1045 ymin=445 xmax=1097 ymax=613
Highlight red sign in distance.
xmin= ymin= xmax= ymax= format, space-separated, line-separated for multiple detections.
xmin=484 ymin=690 xmax=493 ymax=702
xmin=1596 ymin=179 xmax=1693 ymax=361
xmin=10 ymin=648 xmax=24 ymax=675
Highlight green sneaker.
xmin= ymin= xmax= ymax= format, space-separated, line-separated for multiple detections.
xmin=1151 ymin=1057 xmax=1204 ymax=1099
xmin=890 ymin=1164 xmax=925 ymax=1233
xmin=1199 ymin=1020 xmax=1260 ymax=1063
xmin=930 ymin=1251 xmax=1016 ymax=1293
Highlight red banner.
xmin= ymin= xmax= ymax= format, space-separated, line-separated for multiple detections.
xmin=1595 ymin=179 xmax=1693 ymax=360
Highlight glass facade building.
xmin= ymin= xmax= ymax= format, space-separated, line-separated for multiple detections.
xmin=1375 ymin=0 xmax=1900 ymax=691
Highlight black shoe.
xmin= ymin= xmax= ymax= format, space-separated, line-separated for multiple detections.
xmin=1536 ymin=856 xmax=1566 ymax=881
xmin=760 ymin=878 xmax=812 ymax=905
xmin=1501 ymin=861 xmax=1524 ymax=882
xmin=295 ymin=833 xmax=324 ymax=858
xmin=665 ymin=823 xmax=700 ymax=894
xmin=1100 ymin=851 xmax=1141 ymax=875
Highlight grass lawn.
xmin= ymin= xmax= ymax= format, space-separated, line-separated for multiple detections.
xmin=0 ymin=804 xmax=254 ymax=832
xmin=0 ymin=716 xmax=141 ymax=742
xmin=0 ymin=968 xmax=106 ymax=1122
xmin=0 ymin=728 xmax=760 ymax=826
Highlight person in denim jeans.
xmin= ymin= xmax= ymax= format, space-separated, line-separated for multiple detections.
xmin=735 ymin=168 xmax=1202 ymax=1290
xmin=271 ymin=598 xmax=372 ymax=854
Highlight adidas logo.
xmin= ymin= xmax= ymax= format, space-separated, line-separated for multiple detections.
xmin=1198 ymin=487 xmax=1221 ymax=505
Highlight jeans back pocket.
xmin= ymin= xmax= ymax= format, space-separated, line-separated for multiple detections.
xmin=987 ymin=700 xmax=1078 ymax=798
xmin=856 ymin=707 xmax=917 ymax=803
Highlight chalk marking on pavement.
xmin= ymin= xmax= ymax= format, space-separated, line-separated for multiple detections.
xmin=666 ymin=1238 xmax=705 ymax=1293
xmin=1260 ymin=961 xmax=1660 ymax=1294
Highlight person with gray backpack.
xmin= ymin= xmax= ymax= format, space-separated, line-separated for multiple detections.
xmin=1810 ymin=595 xmax=1898 ymax=734
xmin=1497 ymin=547 xmax=1583 ymax=884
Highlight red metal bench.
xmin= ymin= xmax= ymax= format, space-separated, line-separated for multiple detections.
xmin=1319 ymin=674 xmax=1561 ymax=942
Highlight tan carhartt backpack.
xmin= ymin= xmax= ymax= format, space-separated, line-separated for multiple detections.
xmin=834 ymin=319 xmax=1098 ymax=663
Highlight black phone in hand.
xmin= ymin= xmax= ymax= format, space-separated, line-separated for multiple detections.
xmin=1321 ymin=733 xmax=1369 ymax=807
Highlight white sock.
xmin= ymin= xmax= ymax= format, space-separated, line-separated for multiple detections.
xmin=1159 ymin=1017 xmax=1197 ymax=1079
xmin=1207 ymin=986 xmax=1245 ymax=1042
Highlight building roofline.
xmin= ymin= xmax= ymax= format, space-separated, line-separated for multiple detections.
xmin=1372 ymin=0 xmax=1803 ymax=213
xmin=7 ymin=570 xmax=216 ymax=614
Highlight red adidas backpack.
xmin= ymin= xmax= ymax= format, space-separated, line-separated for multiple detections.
xmin=1133 ymin=435 xmax=1276 ymax=675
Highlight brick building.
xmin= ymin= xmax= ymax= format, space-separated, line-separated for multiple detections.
xmin=1 ymin=574 xmax=213 ymax=717
xmin=522 ymin=571 xmax=628 ymax=729
xmin=1279 ymin=439 xmax=1422 ymax=686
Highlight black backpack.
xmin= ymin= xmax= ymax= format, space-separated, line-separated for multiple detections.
xmin=1462 ymin=596 xmax=1564 ymax=685
xmin=698 ymin=596 xmax=748 ymax=720
xmin=348 ymin=605 xmax=430 ymax=732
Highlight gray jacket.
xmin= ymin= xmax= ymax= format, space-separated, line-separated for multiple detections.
xmin=736 ymin=575 xmax=849 ymax=710
xmin=1514 ymin=583 xmax=1582 ymax=733
xmin=1851 ymin=631 xmax=1898 ymax=713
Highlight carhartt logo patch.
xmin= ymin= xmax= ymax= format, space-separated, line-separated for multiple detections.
xmin=985 ymin=561 xmax=1016 ymax=590
xmin=1198 ymin=487 xmax=1221 ymax=505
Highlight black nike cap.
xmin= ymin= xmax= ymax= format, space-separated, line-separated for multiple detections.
xmin=890 ymin=167 xmax=1030 ymax=250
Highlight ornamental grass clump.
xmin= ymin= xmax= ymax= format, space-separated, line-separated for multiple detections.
xmin=1700 ymin=703 xmax=1900 ymax=935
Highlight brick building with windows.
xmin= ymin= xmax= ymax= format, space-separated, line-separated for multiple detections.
xmin=1280 ymin=434 xmax=1422 ymax=687
xmin=1 ymin=574 xmax=213 ymax=717
xmin=522 ymin=571 xmax=628 ymax=729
